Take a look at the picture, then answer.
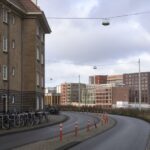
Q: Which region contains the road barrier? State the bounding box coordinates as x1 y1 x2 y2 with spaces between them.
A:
75 121 78 137
59 123 63 142
100 113 107 126
87 120 90 132
94 120 97 128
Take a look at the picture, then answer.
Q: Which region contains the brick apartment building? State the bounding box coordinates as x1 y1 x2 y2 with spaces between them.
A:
89 75 107 84
123 72 150 104
112 87 129 105
0 0 51 112
60 83 86 105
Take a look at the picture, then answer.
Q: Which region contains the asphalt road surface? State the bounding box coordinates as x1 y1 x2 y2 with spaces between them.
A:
0 112 99 150
70 115 150 150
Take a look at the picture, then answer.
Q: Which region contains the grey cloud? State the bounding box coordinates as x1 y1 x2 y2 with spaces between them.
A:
39 0 150 86
45 20 150 65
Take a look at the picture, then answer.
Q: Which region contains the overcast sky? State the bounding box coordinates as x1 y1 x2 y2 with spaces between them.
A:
38 0 150 87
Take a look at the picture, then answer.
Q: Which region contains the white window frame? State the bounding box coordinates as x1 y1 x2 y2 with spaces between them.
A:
36 96 40 110
3 9 8 23
12 96 15 104
36 73 40 86
12 15 15 24
12 67 15 76
37 47 40 61
12 40 15 49
3 65 8 80
41 76 44 88
36 26 40 36
3 36 8 52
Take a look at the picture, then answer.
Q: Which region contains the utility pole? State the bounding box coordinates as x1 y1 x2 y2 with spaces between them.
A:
93 66 97 104
78 75 81 106
138 59 141 111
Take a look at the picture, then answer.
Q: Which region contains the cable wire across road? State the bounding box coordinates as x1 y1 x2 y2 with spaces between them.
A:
47 10 150 20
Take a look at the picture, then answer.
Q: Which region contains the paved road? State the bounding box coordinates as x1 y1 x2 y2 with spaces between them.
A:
0 112 99 150
71 115 150 150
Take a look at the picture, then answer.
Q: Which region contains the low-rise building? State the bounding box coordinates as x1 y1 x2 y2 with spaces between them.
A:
112 87 129 108
60 83 86 105
81 84 129 108
45 87 60 106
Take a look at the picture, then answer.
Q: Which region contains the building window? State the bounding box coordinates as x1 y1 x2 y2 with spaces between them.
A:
2 94 8 112
12 96 15 104
3 9 8 23
36 73 40 86
41 76 44 87
2 65 8 80
36 26 40 36
41 53 44 64
3 36 8 52
12 40 15 49
12 67 15 76
41 97 44 109
36 96 40 110
37 47 40 61
12 15 15 24
41 33 44 42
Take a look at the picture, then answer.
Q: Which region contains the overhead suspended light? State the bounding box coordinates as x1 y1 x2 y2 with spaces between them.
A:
93 66 97 69
102 18 110 26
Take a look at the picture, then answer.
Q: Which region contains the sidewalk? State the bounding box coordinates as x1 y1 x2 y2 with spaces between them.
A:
0 114 68 136
13 114 116 150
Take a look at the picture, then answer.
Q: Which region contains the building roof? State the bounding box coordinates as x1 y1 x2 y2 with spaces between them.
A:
8 0 25 10
6 0 51 33
19 0 42 12
8 0 41 12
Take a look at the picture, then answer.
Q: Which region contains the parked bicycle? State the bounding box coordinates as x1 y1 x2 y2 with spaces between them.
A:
0 111 50 130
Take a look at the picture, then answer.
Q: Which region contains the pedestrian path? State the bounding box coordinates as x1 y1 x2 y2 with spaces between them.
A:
0 114 68 136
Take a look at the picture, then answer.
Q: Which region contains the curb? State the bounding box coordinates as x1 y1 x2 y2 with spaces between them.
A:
0 114 69 137
145 133 150 150
55 141 81 150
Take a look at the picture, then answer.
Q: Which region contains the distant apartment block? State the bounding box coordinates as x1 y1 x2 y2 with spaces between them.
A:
82 84 129 108
60 83 86 105
0 0 51 112
123 72 150 104
112 87 129 106
89 75 107 84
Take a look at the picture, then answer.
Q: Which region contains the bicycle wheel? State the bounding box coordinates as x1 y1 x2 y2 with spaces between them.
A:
3 117 10 130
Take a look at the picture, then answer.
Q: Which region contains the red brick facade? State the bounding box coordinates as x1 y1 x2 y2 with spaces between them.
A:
89 75 107 84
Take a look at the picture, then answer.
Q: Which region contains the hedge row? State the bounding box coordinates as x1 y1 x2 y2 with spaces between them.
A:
58 105 150 123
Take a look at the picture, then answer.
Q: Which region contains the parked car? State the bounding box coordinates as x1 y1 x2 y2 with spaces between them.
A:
48 106 59 115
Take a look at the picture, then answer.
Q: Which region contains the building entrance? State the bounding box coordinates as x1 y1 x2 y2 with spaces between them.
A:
2 95 8 113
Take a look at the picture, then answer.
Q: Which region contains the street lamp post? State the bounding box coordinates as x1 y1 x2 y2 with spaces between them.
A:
138 59 141 111
78 75 81 107
93 66 97 105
